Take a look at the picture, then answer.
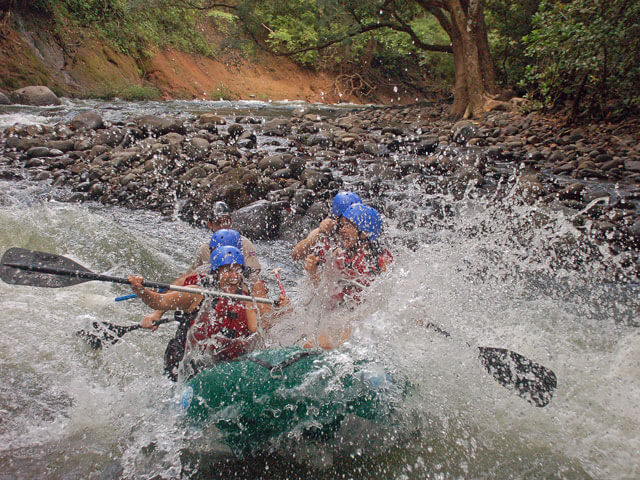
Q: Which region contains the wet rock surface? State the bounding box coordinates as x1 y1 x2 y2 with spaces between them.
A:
1 102 639 278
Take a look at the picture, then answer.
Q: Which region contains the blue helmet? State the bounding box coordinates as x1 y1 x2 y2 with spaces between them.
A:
332 191 362 217
209 229 242 251
209 246 245 272
342 203 382 241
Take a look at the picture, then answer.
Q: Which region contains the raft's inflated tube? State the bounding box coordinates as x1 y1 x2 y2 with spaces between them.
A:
181 347 406 452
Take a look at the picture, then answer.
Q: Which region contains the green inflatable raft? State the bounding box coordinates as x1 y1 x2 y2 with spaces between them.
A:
180 346 406 452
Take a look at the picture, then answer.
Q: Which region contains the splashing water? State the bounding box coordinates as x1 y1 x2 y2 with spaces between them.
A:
1 161 639 478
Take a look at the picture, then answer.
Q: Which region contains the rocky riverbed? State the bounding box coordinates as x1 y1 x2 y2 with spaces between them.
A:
1 100 639 280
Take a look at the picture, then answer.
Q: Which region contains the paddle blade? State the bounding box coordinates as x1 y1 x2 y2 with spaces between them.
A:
76 321 141 349
76 318 174 349
1 248 91 288
478 347 557 407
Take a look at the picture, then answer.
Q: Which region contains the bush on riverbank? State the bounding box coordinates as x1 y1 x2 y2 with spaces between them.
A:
521 0 640 121
92 85 162 101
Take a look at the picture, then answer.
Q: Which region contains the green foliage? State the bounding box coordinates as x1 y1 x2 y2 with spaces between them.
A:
40 0 214 59
522 0 640 118
89 84 162 100
485 0 540 87
238 0 453 88
116 85 162 100
209 83 236 100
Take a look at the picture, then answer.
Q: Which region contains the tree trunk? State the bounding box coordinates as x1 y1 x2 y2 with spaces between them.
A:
474 2 497 93
431 0 498 119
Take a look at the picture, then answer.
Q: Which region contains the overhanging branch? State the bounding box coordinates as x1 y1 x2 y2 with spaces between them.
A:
175 1 237 11
271 22 452 56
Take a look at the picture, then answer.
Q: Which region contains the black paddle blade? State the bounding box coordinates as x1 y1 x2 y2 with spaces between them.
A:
478 347 557 407
76 318 174 349
1 247 91 288
76 321 142 349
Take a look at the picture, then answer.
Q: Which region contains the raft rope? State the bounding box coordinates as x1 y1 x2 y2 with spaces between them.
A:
245 349 322 378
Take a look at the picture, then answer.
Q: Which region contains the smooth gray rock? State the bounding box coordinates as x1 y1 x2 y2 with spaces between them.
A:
9 86 61 106
70 111 104 131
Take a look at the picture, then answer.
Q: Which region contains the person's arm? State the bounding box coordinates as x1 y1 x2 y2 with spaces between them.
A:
129 276 202 312
304 326 352 350
243 287 290 331
304 254 321 286
291 218 334 261
241 237 262 282
141 244 208 329
292 227 320 261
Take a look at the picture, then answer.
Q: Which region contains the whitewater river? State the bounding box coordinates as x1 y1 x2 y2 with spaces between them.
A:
0 100 639 479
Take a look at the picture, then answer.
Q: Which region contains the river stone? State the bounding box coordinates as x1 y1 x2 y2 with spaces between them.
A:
0 92 10 105
601 158 625 170
26 147 53 158
261 118 290 136
7 137 40 151
70 111 104 131
32 171 51 181
307 133 332 147
74 138 92 151
0 168 23 180
558 182 584 200
415 136 439 154
292 188 315 210
75 181 91 192
336 115 363 130
258 155 285 171
159 132 184 145
45 139 75 152
515 173 544 203
136 115 184 135
9 86 61 106
231 200 281 239
300 168 332 189
119 173 136 186
111 151 138 168
200 114 226 125
184 137 210 160
89 145 110 159
236 132 257 149
94 129 123 147
549 151 565 163
452 121 478 145
624 160 640 172
227 124 245 138
288 157 306 178
181 165 207 182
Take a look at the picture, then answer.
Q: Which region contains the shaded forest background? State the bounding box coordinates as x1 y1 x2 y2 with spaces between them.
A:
0 0 638 121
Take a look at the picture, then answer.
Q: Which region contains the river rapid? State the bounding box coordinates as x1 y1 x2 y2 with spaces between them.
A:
0 100 639 479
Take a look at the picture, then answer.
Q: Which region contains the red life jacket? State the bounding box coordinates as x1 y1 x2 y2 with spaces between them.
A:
330 246 393 307
183 272 207 286
185 278 253 361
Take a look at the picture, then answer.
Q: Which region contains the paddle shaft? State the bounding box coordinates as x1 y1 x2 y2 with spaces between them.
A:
4 262 275 305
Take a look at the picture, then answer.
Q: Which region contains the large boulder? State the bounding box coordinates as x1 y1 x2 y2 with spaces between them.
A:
9 86 61 106
231 200 281 239
0 92 10 105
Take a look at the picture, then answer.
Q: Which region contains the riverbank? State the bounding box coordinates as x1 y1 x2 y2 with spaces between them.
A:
0 15 417 104
1 99 639 282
